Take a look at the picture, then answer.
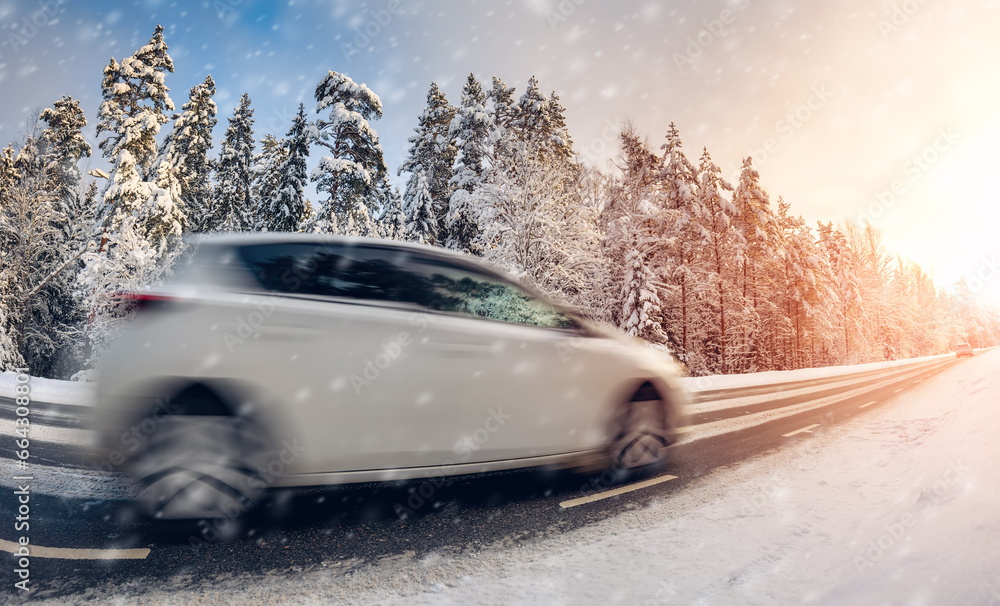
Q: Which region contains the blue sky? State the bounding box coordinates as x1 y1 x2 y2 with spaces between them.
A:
2 0 999 304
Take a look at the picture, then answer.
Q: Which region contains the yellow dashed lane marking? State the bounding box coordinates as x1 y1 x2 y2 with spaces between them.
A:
560 474 678 508
0 539 149 560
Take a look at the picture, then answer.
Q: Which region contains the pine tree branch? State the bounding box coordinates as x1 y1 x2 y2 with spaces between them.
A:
20 244 89 303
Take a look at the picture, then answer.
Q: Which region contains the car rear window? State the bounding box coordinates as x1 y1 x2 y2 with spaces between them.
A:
238 242 424 303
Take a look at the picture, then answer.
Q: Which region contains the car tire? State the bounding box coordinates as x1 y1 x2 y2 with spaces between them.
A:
124 410 275 520
607 387 674 472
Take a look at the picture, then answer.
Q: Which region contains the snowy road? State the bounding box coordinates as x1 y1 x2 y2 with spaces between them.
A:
1 352 993 604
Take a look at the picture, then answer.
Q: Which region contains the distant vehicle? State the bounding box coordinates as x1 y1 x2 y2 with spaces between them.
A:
93 233 687 519
955 343 974 358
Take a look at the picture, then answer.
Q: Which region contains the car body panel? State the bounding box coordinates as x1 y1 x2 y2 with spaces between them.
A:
92 233 686 491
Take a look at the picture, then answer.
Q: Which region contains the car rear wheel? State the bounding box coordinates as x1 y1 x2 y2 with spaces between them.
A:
124 412 274 520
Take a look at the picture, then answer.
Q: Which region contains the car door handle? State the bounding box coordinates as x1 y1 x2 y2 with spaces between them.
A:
424 342 498 355
257 325 323 338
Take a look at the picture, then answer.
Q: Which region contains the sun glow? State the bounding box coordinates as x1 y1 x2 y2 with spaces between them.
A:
879 123 1000 308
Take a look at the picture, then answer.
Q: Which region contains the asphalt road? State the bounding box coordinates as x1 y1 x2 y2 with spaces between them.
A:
0 356 965 602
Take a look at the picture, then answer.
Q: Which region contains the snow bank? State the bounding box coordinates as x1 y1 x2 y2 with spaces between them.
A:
0 371 96 406
678 351 957 392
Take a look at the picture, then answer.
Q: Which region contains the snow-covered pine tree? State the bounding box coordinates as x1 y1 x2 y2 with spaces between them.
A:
372 178 405 239
817 221 863 363
213 92 256 231
601 123 662 329
847 221 899 361
403 171 435 244
488 76 516 131
0 146 17 371
776 202 835 370
80 25 184 371
0 142 32 371
0 303 18 372
659 122 699 212
471 137 600 305
93 24 183 246
696 147 739 373
446 73 492 253
545 91 575 163
307 70 388 236
511 76 550 145
398 82 456 246
621 245 668 344
0 130 78 376
250 133 288 231
263 103 309 232
39 96 91 207
656 122 703 365
39 97 95 261
22 98 95 376
0 147 17 369
96 25 174 182
156 75 217 232
77 210 186 371
732 156 781 371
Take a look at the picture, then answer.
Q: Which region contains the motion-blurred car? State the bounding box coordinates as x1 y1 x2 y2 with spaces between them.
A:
955 343 974 358
93 234 687 519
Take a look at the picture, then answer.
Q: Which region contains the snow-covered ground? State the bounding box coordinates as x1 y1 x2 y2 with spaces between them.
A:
53 348 995 605
0 371 95 406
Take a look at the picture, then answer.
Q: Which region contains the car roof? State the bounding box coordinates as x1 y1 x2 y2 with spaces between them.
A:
188 232 479 266
183 232 538 297
179 231 588 316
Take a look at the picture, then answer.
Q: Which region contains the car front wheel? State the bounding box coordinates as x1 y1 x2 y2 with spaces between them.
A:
608 385 674 471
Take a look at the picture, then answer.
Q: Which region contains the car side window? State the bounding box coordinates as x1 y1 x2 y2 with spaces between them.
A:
237 242 577 329
238 243 419 303
405 256 579 330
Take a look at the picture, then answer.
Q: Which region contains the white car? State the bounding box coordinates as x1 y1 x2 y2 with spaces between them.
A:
93 233 687 519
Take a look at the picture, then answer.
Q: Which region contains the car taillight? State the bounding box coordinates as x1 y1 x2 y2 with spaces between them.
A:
108 292 177 315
